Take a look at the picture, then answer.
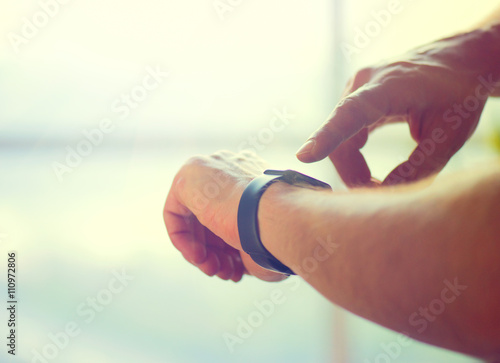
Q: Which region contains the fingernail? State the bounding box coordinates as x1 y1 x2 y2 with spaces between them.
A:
296 139 315 156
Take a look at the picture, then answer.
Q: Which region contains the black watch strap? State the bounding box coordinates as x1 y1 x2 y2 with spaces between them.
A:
237 169 331 275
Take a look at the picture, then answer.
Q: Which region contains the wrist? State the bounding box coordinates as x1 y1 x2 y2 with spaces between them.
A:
256 182 318 270
238 169 332 274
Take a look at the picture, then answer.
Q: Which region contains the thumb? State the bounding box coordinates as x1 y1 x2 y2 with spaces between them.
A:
382 142 452 185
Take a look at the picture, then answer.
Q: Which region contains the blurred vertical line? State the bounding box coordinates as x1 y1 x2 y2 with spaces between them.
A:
332 0 348 103
332 306 349 363
331 0 350 362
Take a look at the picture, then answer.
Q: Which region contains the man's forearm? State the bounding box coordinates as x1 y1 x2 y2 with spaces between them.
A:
258 164 500 359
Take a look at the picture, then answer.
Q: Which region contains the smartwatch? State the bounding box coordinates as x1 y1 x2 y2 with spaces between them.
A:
237 169 331 275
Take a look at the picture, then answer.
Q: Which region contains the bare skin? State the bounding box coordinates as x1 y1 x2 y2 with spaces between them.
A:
163 151 500 360
296 22 500 186
163 8 500 363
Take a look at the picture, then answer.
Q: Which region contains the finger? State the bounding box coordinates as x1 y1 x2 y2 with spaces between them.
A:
230 252 245 282
179 215 221 277
200 228 235 280
296 84 392 163
164 193 208 265
328 129 372 187
341 67 374 98
197 250 221 277
216 251 234 280
383 141 452 185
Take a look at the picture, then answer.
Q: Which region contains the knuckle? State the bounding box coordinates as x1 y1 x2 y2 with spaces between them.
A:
353 66 374 83
212 150 234 160
238 149 258 159
184 154 209 167
335 95 370 121
345 67 374 93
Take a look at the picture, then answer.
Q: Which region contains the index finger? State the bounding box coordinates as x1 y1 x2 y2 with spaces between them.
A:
297 83 393 163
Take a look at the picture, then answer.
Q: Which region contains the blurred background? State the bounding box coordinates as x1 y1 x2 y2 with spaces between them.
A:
1 0 499 362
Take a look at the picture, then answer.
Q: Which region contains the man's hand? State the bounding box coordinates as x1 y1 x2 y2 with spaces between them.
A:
296 26 500 186
163 150 287 282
